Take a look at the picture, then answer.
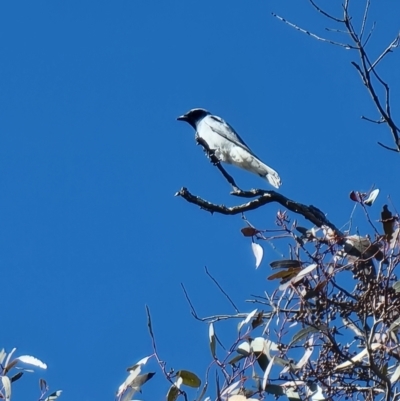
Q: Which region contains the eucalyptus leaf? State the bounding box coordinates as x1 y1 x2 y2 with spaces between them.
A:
177 370 201 388
167 385 180 401
290 327 319 345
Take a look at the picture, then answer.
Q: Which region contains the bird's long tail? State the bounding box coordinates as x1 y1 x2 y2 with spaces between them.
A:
258 161 281 189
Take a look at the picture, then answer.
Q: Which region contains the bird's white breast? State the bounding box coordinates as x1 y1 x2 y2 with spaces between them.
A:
196 118 237 164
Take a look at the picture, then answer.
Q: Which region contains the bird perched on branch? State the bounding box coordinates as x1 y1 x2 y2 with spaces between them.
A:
177 108 282 189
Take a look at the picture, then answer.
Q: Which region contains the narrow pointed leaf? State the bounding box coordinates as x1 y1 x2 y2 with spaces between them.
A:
291 264 317 284
126 355 151 371
4 348 16 370
295 335 314 368
251 337 269 371
4 359 18 374
270 260 302 269
10 371 24 383
268 268 301 281
195 382 208 401
391 364 400 383
334 343 381 370
364 189 379 206
262 356 275 390
167 385 180 401
251 311 264 329
119 354 153 396
17 355 47 369
252 242 263 268
221 381 241 398
238 309 258 331
228 354 245 365
39 378 47 392
389 317 400 333
1 376 11 401
381 205 395 241
209 323 216 357
290 327 319 345
0 349 6 365
44 390 62 401
390 227 400 250
131 372 156 389
393 281 400 293
120 387 136 401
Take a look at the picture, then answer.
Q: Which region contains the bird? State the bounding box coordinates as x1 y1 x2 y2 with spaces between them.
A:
177 108 281 188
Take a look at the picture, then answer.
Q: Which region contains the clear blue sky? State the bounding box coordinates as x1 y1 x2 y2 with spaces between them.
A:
1 1 399 399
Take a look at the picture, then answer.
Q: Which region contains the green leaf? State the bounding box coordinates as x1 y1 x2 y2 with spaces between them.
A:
286 388 301 400
270 260 302 269
241 227 259 237
254 352 269 372
227 354 245 365
389 317 400 333
251 311 264 329
177 370 201 388
264 384 284 396
167 385 180 401
44 391 62 401
131 372 156 388
291 326 319 345
267 268 301 281
10 372 23 383
194 382 208 401
391 364 400 383
39 378 47 392
381 205 395 241
393 281 400 292
209 323 216 358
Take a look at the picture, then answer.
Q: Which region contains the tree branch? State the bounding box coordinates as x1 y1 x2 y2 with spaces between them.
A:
272 0 400 153
175 187 342 234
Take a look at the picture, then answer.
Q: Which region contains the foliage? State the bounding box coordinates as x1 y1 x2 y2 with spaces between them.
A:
143 1 400 401
0 348 61 401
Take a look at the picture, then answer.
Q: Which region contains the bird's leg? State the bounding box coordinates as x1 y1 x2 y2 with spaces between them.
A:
195 135 242 194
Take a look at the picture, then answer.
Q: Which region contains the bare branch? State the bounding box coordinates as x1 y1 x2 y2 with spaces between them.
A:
273 2 400 153
271 13 352 48
368 34 400 72
360 0 371 41
377 141 399 152
361 115 384 124
175 187 342 234
308 0 344 23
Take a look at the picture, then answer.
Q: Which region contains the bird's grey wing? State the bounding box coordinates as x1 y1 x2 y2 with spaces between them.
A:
205 115 256 156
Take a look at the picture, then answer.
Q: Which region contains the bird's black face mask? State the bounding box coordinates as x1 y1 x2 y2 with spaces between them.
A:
177 108 209 129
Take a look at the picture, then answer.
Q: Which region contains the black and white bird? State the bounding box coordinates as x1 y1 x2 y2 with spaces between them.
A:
177 108 281 188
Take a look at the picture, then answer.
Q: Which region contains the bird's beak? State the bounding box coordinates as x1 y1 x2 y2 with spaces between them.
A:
177 114 188 121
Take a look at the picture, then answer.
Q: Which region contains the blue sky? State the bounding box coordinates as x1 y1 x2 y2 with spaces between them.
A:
1 1 400 399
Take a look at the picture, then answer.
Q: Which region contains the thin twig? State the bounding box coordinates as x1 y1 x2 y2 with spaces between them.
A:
361 115 384 124
271 13 352 48
205 266 240 313
308 0 344 23
368 34 400 72
181 283 199 319
360 0 371 41
377 142 399 152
